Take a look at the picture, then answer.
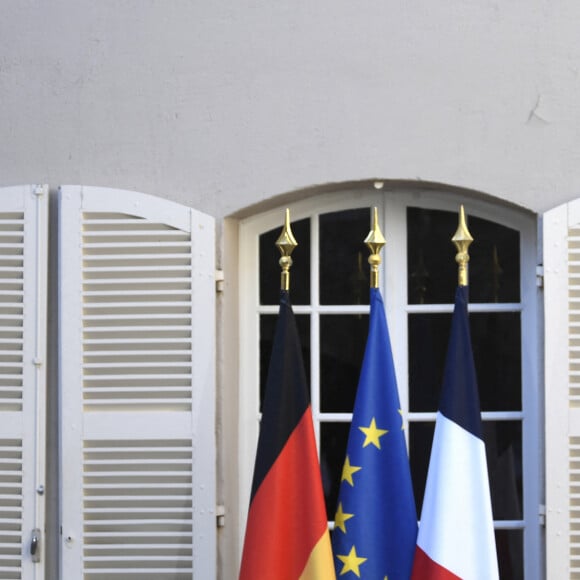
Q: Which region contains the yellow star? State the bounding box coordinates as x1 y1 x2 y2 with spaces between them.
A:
341 456 362 486
337 545 367 577
359 417 388 449
334 502 354 534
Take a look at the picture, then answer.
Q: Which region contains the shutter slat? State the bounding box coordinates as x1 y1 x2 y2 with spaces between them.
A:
83 266 192 273
83 315 191 322
84 351 190 357
85 324 193 335
84 278 192 285
82 241 191 249
83 374 193 381
84 290 190 297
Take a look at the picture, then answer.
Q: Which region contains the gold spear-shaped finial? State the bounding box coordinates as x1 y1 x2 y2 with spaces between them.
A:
364 207 386 288
276 208 298 291
452 205 474 287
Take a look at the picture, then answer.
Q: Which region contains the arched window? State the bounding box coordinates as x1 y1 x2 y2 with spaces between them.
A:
239 186 541 579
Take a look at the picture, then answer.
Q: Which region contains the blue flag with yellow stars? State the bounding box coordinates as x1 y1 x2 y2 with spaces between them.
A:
332 288 418 579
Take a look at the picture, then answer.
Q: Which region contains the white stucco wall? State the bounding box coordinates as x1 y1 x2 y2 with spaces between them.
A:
4 4 572 578
2 1 580 217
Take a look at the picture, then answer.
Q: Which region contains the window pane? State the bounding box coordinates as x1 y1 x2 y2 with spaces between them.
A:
259 218 310 305
496 529 523 580
473 313 521 412
320 422 350 519
259 314 310 412
409 420 522 520
320 314 368 413
407 208 520 304
319 209 370 305
409 421 433 516
409 313 521 412
486 421 523 521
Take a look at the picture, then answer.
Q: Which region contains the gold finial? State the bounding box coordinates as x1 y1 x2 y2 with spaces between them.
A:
276 208 298 291
452 205 474 287
364 207 386 288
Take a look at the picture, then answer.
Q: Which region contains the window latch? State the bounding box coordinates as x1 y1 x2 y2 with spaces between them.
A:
30 528 41 563
536 265 544 288
539 504 546 527
215 270 225 293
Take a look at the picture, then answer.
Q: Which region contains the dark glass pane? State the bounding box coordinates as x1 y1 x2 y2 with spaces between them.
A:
409 421 434 516
409 312 521 412
473 313 521 412
407 207 520 304
486 421 523 521
410 420 522 520
259 218 310 305
319 209 370 305
496 529 523 580
408 315 449 413
320 421 350 519
320 314 368 413
259 314 310 412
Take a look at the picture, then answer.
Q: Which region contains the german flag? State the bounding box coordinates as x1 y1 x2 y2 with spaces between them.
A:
239 290 335 580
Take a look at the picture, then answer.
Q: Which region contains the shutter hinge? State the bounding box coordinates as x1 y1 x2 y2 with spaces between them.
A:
536 265 544 288
216 504 225 528
215 270 225 293
33 185 46 197
539 503 546 527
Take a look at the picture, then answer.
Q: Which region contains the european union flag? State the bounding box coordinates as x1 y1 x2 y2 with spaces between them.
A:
332 288 417 579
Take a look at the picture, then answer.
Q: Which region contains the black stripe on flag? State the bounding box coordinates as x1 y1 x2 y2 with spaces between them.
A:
249 290 310 501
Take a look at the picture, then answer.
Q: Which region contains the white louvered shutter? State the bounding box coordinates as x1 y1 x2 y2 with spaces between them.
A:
0 186 47 580
544 199 580 579
59 186 215 579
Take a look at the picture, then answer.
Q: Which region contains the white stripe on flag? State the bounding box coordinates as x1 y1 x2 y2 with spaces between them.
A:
417 412 498 580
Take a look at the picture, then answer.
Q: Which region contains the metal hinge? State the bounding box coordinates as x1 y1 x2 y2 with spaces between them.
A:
539 503 546 527
215 270 225 293
536 265 544 288
216 504 225 528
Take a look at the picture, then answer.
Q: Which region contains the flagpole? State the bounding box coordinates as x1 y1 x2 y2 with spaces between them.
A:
410 206 500 579
452 204 474 287
240 208 336 579
364 207 386 288
276 208 298 291
332 205 418 579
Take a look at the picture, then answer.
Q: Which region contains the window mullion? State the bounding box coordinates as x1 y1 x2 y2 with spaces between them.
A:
310 214 321 448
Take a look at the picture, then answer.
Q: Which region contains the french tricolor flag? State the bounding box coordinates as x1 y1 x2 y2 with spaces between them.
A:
411 286 499 580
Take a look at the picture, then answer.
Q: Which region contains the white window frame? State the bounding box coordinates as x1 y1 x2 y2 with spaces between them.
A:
238 187 542 578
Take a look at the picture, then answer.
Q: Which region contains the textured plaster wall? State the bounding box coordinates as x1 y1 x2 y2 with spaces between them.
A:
1 1 580 217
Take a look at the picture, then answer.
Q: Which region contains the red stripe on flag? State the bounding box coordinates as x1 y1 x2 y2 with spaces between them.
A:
239 407 330 580
411 546 462 580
